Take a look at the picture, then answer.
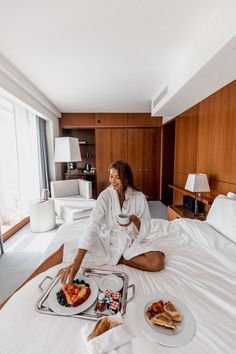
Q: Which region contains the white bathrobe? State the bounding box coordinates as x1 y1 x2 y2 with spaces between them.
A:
63 186 161 267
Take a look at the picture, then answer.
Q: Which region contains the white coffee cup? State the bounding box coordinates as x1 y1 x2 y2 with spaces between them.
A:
118 213 129 225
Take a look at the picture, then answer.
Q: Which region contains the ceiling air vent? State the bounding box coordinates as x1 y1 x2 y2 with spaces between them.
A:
153 86 168 109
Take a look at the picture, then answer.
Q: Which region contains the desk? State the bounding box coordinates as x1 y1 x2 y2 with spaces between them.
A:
169 184 213 205
167 205 207 221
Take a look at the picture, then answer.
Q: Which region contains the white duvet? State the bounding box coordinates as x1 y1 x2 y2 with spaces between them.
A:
0 218 236 354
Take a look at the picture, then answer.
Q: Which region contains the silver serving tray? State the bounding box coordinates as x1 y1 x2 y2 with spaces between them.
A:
35 267 135 321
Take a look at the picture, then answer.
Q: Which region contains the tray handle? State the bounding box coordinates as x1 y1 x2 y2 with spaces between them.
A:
126 283 135 303
38 276 53 293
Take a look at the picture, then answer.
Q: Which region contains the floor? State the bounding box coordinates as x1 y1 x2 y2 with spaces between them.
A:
0 201 167 304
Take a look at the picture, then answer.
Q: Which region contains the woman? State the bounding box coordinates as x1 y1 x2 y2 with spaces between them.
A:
1 160 164 308
61 160 165 284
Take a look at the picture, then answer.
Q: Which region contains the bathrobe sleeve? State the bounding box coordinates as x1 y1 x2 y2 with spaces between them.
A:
131 191 151 243
78 190 108 251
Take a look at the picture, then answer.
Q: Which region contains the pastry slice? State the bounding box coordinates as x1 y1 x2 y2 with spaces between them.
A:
151 313 176 330
164 301 182 322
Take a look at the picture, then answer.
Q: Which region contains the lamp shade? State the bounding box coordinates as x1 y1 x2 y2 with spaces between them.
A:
185 173 210 193
54 137 81 162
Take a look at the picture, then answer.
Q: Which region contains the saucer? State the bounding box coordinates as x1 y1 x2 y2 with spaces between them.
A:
98 274 123 292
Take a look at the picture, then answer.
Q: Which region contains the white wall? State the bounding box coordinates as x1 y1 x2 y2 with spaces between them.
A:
152 1 236 117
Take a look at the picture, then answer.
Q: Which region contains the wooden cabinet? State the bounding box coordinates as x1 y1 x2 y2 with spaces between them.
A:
95 128 127 195
127 128 143 190
62 128 96 170
96 127 160 199
59 114 162 200
61 128 97 197
127 128 160 200
143 128 160 200
127 113 162 127
95 113 127 127
60 113 95 128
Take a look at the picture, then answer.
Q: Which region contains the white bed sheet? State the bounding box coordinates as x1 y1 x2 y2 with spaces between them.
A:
0 219 236 354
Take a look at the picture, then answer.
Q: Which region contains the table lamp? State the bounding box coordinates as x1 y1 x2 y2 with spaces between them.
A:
54 137 82 178
184 173 210 215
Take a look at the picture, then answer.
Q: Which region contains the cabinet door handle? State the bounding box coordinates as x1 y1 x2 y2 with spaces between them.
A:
138 168 142 172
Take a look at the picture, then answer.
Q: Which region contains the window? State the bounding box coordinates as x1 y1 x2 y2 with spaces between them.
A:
0 95 40 233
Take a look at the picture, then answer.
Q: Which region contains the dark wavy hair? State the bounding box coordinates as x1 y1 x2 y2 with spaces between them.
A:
109 160 139 191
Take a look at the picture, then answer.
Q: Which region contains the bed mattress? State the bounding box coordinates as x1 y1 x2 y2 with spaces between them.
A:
0 218 235 354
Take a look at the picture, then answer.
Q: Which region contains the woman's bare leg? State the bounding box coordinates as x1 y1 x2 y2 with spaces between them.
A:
0 245 64 310
118 251 165 272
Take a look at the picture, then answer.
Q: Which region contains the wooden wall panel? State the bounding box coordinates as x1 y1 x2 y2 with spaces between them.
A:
127 129 144 191
111 128 128 162
95 113 127 127
60 113 95 128
197 81 236 185
143 128 161 200
173 80 236 203
127 113 162 127
174 104 199 205
174 172 188 205
174 105 199 176
95 129 111 195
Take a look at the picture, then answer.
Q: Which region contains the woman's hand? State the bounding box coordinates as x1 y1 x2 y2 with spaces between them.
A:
118 215 141 230
60 261 80 284
128 215 141 231
60 248 87 284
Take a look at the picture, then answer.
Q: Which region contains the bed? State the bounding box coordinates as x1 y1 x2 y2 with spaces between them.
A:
0 194 236 354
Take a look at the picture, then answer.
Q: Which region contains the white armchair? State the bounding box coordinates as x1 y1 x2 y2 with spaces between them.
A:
50 179 96 222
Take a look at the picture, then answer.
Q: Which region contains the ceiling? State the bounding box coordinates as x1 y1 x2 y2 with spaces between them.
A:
0 0 236 118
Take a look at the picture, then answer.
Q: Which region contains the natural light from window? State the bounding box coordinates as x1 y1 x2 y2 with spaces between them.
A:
0 95 40 233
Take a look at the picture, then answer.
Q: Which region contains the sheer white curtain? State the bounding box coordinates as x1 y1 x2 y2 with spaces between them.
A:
0 98 18 223
0 96 40 229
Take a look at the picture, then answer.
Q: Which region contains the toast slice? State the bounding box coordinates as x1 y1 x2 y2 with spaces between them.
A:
164 301 182 322
151 313 176 330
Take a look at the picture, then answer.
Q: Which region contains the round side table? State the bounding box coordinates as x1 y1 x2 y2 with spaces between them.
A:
30 199 55 232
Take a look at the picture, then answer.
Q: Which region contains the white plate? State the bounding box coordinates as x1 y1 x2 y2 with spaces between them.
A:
136 292 196 347
47 274 98 316
98 274 123 292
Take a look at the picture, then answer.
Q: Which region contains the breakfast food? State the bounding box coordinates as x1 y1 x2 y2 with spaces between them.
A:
146 299 182 330
164 301 182 322
146 299 164 320
151 313 176 330
87 317 120 340
56 279 91 307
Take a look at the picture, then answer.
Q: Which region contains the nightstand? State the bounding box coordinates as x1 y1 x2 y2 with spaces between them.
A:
167 205 207 221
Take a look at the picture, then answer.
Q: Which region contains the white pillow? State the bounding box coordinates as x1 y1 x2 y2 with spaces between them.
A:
206 194 236 243
227 192 236 200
